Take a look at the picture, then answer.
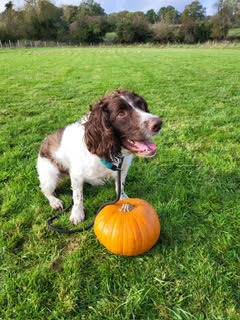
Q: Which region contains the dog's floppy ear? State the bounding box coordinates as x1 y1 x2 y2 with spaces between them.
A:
84 98 120 161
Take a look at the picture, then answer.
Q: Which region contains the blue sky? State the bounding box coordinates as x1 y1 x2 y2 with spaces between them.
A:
0 0 217 15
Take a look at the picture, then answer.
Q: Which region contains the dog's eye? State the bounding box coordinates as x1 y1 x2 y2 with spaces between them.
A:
117 110 127 118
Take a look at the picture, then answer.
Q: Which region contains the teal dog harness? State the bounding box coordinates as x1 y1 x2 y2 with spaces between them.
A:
100 158 122 171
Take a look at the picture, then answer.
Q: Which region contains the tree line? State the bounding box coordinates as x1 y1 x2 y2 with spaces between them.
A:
0 0 239 45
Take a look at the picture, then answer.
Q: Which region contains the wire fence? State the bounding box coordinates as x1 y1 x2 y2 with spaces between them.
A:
0 39 239 49
0 39 98 48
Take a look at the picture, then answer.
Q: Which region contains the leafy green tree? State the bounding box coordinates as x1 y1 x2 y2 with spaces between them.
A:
62 5 78 24
152 23 178 43
106 13 117 32
0 0 216 44
157 7 167 20
145 9 158 24
232 0 240 26
210 0 237 39
0 2 25 41
107 11 130 30
116 12 153 43
66 0 108 43
181 1 206 22
210 14 227 39
5 1 13 11
78 0 105 16
24 0 64 40
217 0 240 26
179 1 208 43
157 6 180 24
69 14 108 43
179 20 211 43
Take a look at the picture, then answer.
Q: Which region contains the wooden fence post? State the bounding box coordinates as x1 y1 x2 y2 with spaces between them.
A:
0 40 2 49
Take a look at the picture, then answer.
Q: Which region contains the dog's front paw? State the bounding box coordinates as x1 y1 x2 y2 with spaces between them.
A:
70 206 85 225
49 197 64 211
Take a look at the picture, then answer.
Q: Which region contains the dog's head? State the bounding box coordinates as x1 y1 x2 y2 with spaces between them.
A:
84 89 162 161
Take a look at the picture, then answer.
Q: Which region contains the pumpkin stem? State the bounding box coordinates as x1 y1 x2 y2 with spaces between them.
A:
120 203 135 213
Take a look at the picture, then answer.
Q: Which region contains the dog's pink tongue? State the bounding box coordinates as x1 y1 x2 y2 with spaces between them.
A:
134 140 156 152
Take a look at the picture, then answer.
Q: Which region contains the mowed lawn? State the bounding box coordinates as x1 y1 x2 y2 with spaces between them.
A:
0 46 240 320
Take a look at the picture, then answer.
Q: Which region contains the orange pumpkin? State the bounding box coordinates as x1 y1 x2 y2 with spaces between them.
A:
94 198 160 256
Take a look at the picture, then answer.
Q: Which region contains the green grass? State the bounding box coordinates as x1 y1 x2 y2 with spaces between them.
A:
0 46 240 320
227 28 240 40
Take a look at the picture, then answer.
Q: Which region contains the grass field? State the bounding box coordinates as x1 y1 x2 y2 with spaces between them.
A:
0 46 240 320
228 28 240 39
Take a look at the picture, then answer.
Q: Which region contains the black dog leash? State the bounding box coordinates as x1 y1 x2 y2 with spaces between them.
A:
46 158 124 234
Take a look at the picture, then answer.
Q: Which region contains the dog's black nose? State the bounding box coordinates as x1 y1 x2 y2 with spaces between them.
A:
149 118 162 133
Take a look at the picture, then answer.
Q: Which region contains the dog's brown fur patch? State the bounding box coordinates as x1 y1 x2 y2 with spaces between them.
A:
39 128 69 174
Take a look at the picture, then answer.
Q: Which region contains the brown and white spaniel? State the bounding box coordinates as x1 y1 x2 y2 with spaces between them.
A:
37 89 162 224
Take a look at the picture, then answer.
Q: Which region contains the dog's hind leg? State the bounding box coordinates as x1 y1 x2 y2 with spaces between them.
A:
37 156 64 210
